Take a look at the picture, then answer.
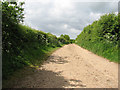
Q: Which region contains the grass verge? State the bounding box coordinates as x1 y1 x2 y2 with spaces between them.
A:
76 41 118 63
2 45 63 88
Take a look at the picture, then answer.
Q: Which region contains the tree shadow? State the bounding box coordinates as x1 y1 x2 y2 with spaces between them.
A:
45 55 69 64
3 53 87 88
2 66 86 88
18 69 70 88
69 79 82 82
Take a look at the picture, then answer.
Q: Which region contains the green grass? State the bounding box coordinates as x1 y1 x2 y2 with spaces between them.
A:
2 24 66 80
22 43 61 66
2 43 65 88
76 40 118 63
3 42 62 80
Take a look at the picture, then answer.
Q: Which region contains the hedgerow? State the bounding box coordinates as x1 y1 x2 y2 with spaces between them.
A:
2 1 73 79
76 13 119 63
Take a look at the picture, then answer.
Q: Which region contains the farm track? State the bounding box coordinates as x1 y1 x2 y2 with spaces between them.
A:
8 44 118 88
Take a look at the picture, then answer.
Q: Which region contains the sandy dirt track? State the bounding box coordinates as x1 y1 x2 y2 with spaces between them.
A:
14 44 118 88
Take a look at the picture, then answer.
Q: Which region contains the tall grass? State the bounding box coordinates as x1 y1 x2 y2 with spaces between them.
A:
77 40 118 62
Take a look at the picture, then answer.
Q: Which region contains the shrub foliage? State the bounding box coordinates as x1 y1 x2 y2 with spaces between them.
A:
2 1 73 79
76 13 119 63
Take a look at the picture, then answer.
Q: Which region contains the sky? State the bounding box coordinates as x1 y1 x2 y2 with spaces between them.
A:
23 0 119 39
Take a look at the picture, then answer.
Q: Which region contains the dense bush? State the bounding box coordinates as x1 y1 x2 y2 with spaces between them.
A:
58 34 71 44
2 1 71 79
70 39 75 43
76 13 119 63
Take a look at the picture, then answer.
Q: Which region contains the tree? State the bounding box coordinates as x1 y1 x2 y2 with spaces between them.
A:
64 35 70 41
58 34 70 44
2 1 24 53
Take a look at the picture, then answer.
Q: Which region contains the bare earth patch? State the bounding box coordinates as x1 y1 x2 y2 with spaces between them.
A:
5 44 118 88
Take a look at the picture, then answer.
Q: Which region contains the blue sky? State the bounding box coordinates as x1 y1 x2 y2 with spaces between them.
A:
23 0 119 39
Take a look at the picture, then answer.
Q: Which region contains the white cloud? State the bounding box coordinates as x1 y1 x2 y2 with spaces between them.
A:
24 1 118 39
90 12 103 20
24 0 119 2
63 24 68 29
49 0 74 18
70 28 81 33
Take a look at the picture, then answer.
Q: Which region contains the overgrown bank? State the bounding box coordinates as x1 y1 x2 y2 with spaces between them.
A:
76 13 119 63
2 25 63 79
2 2 73 79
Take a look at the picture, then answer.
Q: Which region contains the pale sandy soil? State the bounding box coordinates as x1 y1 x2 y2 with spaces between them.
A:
7 44 118 88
